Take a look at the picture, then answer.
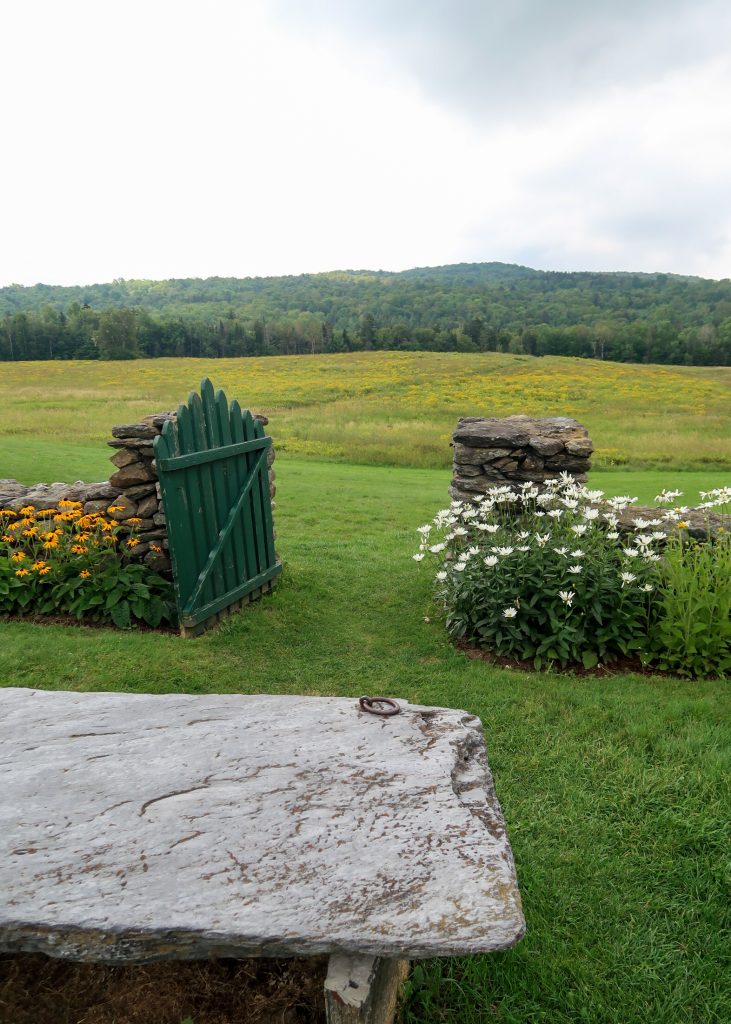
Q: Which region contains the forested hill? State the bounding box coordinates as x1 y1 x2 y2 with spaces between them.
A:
1 262 730 364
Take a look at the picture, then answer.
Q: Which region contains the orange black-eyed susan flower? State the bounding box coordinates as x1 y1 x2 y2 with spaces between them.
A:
11 551 26 562
79 569 91 579
15 568 30 577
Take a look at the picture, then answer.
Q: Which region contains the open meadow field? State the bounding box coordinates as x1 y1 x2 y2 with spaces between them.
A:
1 352 730 480
1 355 729 1024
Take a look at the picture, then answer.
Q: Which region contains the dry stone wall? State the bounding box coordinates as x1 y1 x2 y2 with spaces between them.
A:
105 412 176 575
0 411 276 579
450 415 594 502
449 415 729 539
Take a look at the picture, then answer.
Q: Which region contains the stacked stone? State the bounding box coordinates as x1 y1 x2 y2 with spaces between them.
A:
0 479 122 515
106 413 176 575
249 413 278 507
450 415 593 502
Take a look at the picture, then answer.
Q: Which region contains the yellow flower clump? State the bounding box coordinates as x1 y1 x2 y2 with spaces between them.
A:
1 501 143 586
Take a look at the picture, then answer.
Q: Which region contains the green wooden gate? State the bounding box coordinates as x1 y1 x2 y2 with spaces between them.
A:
154 379 281 636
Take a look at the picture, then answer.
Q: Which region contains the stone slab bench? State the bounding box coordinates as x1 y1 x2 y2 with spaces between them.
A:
0 689 525 1022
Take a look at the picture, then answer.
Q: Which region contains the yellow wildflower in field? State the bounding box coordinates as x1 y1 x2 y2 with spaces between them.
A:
11 551 26 562
1 534 14 543
0 509 18 517
107 505 125 513
19 505 36 515
70 544 88 554
126 537 140 547
31 561 46 571
150 544 162 553
15 568 29 577
1 351 729 471
23 528 39 538
79 569 91 579
58 499 82 508
126 517 143 524
36 509 56 517
38 566 51 575
101 520 114 531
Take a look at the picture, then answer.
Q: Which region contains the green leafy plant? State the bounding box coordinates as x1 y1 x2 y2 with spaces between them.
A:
645 494 731 677
0 499 176 628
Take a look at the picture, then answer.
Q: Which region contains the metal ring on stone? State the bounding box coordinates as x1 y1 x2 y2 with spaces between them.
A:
359 696 401 717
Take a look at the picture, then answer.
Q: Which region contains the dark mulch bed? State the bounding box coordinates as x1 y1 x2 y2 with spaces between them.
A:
0 953 327 1024
0 612 179 635
456 639 677 678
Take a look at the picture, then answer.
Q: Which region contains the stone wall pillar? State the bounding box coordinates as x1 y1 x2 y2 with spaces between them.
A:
450 415 593 502
105 413 175 575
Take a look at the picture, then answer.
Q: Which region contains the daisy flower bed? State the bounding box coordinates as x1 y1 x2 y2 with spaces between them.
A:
0 501 175 629
415 477 730 678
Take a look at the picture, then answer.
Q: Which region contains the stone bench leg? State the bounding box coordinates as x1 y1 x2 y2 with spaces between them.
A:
324 954 410 1024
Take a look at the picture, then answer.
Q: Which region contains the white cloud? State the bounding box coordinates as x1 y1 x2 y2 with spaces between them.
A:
275 0 731 123
0 0 729 285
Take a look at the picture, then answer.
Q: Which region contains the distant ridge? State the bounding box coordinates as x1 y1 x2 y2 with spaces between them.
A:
0 260 723 306
1 262 729 365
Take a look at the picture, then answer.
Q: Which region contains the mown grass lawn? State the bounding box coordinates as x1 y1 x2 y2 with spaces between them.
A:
1 459 729 1024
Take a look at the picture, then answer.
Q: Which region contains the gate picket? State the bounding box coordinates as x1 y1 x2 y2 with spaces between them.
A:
154 380 281 636
230 399 260 582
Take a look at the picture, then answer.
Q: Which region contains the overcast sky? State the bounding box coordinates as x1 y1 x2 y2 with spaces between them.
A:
2 0 730 286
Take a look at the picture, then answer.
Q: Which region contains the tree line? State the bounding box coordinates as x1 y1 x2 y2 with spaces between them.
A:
1 263 730 365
